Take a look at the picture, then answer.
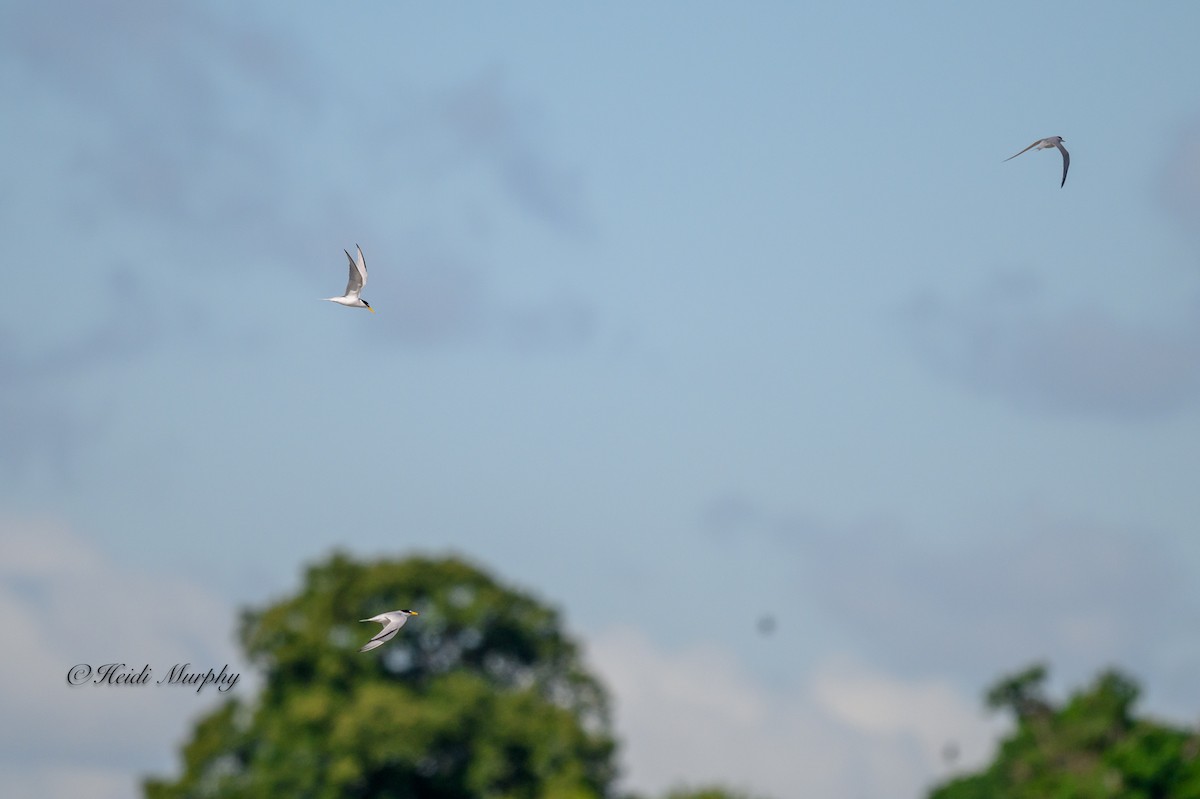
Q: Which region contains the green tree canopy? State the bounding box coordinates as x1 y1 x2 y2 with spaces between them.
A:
930 664 1200 799
145 552 617 799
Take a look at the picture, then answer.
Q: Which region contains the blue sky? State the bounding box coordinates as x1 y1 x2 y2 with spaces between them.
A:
3 1 1200 797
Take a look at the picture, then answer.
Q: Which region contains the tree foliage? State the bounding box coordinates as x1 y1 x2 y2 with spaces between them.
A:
930 664 1200 799
144 552 618 799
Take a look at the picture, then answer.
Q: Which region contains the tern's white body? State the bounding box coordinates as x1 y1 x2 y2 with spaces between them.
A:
326 244 373 311
359 609 418 652
1005 136 1070 187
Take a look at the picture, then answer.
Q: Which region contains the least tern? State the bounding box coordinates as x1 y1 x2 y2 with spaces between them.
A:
1005 136 1070 187
359 609 419 652
325 244 374 311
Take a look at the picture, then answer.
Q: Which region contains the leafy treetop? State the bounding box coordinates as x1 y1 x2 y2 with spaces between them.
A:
930 663 1200 799
145 551 616 799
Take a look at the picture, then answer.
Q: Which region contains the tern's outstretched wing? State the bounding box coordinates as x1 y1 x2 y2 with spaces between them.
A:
353 244 367 290
359 616 403 652
1055 142 1070 187
1004 139 1045 162
343 248 365 299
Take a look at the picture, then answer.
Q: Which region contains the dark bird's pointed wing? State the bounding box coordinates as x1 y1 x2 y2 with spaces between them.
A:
1056 141 1070 187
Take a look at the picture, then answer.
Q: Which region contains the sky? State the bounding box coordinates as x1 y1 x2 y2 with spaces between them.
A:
3 1 1200 797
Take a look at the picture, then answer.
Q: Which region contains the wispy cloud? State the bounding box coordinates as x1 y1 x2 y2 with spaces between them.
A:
2 1 595 352
1161 118 1200 236
899 271 1200 418
0 402 104 485
500 295 595 353
356 238 595 351
0 270 161 480
792 515 1192 676
1 0 320 248
437 69 590 236
0 271 153 385
701 494 1200 697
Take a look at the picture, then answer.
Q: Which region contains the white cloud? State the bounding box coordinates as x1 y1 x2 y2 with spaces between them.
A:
810 657 1000 770
0 518 247 799
586 625 997 799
